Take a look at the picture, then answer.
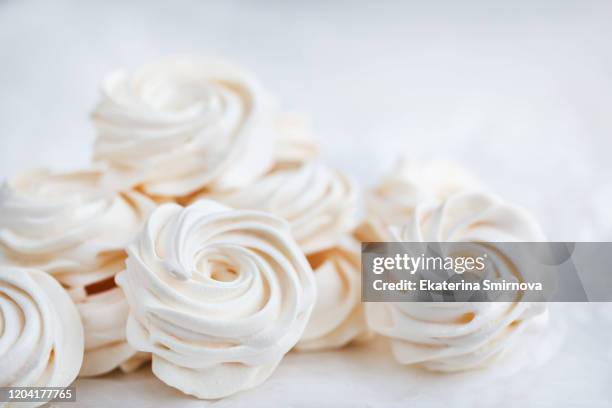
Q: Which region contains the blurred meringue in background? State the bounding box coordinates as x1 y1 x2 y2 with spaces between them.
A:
0 168 154 376
356 158 482 242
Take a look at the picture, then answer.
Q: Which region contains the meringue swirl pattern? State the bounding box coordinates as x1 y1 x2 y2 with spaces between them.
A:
366 192 549 372
274 113 319 164
296 237 371 351
70 257 150 376
198 162 358 254
0 168 154 376
357 159 481 242
92 58 279 197
0 169 153 280
0 267 83 406
116 200 316 399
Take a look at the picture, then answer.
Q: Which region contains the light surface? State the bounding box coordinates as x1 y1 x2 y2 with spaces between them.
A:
68 305 610 407
1 1 611 406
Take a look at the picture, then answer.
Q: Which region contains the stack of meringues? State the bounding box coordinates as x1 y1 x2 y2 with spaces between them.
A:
0 57 550 403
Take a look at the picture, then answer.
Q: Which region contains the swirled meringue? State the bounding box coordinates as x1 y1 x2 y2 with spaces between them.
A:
193 162 358 254
366 192 549 372
92 57 279 197
116 200 316 399
296 237 371 351
274 113 319 164
0 267 83 406
0 168 154 376
69 257 150 376
191 164 362 351
357 159 481 241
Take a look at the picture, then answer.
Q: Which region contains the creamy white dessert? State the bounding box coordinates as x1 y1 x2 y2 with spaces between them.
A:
70 258 150 376
0 168 154 376
0 267 83 407
92 57 280 198
357 159 481 241
274 112 319 164
296 236 371 351
192 162 370 350
366 192 549 372
196 161 358 255
116 200 316 399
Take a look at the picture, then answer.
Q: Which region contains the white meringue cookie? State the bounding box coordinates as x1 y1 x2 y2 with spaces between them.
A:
366 192 549 372
0 168 154 376
296 237 371 351
192 163 362 351
0 267 83 407
0 168 153 277
357 159 481 241
69 258 150 376
116 200 316 399
195 162 358 254
92 57 279 197
274 113 319 164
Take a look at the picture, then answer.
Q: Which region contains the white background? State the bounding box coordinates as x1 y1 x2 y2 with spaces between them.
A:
1 1 611 406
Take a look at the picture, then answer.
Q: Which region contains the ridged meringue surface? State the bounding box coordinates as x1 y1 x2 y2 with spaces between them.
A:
196 162 358 254
357 159 481 241
0 267 84 407
296 236 371 351
69 257 151 376
366 192 549 372
193 163 365 351
92 57 279 197
116 200 316 399
0 168 154 376
274 113 319 164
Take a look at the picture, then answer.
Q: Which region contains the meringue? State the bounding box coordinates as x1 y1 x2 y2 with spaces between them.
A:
0 267 83 407
0 168 154 376
296 237 371 351
92 57 279 197
357 159 481 241
366 192 549 372
116 200 316 399
70 257 150 376
274 113 319 164
195 162 358 254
